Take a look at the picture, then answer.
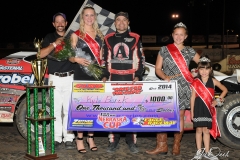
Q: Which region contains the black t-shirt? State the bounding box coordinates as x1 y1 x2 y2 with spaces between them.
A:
41 31 75 74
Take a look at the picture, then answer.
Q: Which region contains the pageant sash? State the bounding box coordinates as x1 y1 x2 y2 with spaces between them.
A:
166 44 221 139
75 30 101 65
166 44 194 83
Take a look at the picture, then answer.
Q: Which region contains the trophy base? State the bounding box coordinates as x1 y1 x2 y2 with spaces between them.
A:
24 153 58 160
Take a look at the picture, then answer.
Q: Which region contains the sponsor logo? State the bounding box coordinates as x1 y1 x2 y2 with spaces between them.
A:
124 38 134 42
7 58 20 65
0 74 34 84
97 115 130 129
132 117 177 126
74 84 104 89
72 119 94 127
0 65 23 70
73 83 105 93
112 86 143 95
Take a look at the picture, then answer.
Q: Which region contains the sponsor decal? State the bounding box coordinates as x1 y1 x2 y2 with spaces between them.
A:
0 88 9 91
0 112 12 118
0 94 15 103
6 58 20 65
0 65 23 70
0 73 34 84
0 106 12 112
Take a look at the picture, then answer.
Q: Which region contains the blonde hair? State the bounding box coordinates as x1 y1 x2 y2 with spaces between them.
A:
79 7 104 42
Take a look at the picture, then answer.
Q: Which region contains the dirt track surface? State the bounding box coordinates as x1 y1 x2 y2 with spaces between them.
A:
1 123 240 160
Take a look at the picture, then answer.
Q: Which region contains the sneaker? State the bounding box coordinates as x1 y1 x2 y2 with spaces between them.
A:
65 141 75 150
128 143 139 153
107 141 119 153
203 152 219 160
191 150 202 160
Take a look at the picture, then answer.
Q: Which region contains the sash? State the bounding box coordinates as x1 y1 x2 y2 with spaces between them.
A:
166 44 221 139
74 30 101 65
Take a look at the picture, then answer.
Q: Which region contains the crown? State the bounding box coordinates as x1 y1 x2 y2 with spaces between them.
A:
174 22 187 29
84 4 94 8
199 57 211 62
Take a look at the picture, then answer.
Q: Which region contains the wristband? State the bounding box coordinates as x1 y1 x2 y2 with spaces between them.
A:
215 97 225 106
52 42 57 48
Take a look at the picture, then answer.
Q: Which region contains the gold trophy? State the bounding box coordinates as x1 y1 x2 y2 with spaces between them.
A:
31 38 47 86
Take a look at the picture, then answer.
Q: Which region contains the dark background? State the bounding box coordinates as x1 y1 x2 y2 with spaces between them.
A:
0 0 239 44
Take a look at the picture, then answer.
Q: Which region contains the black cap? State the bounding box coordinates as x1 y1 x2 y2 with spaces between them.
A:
115 12 129 20
53 12 67 22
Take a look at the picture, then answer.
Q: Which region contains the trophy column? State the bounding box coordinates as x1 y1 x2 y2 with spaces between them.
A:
25 85 58 160
24 38 58 159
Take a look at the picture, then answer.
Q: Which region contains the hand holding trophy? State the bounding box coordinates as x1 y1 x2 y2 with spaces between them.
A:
31 38 47 86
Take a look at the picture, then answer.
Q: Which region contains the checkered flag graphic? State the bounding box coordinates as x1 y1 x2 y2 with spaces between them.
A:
65 0 116 39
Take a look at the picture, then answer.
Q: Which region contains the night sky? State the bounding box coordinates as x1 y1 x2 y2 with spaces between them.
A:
1 0 239 43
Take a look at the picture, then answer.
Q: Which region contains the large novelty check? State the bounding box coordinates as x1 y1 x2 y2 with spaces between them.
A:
67 81 180 132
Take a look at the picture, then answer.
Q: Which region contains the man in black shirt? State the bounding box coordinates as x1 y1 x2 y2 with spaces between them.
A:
40 12 75 150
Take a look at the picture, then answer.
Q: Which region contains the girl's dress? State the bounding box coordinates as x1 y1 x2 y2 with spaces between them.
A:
193 77 213 129
159 46 196 110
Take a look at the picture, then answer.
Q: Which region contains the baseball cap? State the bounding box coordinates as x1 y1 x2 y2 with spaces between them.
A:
53 12 67 22
115 12 129 20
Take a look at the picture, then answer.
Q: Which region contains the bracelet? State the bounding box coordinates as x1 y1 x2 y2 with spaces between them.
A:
215 97 225 106
52 42 57 48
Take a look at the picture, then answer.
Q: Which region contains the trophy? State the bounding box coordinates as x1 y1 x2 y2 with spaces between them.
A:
31 38 47 86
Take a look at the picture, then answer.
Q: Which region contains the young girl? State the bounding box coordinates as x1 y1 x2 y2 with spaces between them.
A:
146 22 200 156
191 56 228 160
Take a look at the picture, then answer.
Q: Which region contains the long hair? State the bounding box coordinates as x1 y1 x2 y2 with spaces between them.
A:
196 56 214 79
79 6 104 42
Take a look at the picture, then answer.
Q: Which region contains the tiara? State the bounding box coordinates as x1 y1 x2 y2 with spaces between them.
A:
199 57 211 62
174 22 187 29
84 4 94 8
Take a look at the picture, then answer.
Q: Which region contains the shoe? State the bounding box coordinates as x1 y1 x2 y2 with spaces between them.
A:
107 141 119 153
86 135 98 151
146 133 168 155
172 131 183 155
203 152 219 160
128 143 139 153
49 141 62 150
191 150 202 160
65 141 75 150
76 137 87 153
